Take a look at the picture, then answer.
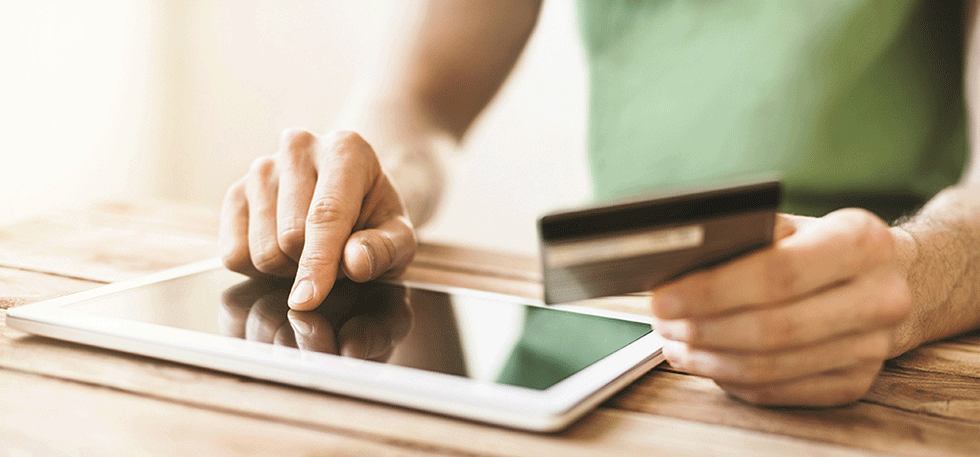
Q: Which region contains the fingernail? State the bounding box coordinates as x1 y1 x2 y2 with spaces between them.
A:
289 316 312 336
289 279 315 307
653 294 683 318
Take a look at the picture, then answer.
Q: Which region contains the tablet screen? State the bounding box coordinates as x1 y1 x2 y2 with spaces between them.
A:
65 269 652 390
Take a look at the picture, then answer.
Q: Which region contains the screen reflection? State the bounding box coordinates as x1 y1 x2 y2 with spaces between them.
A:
216 276 653 390
69 269 652 390
220 278 414 363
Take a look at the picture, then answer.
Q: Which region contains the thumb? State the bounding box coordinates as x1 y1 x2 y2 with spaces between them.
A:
342 216 416 282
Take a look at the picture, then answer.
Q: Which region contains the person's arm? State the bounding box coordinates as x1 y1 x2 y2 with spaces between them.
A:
219 0 542 310
648 3 980 407
889 0 980 354
337 0 543 226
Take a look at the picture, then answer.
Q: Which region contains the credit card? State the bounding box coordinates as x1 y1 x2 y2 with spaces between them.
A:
538 179 781 304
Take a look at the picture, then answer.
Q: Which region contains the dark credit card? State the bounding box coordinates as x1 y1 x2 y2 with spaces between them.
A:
538 179 781 304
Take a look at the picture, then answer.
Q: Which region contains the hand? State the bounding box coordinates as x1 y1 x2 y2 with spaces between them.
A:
219 129 417 310
219 278 412 361
650 209 913 407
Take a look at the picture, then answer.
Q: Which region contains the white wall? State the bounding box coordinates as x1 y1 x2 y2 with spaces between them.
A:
2 0 590 256
0 1 162 224
424 0 592 254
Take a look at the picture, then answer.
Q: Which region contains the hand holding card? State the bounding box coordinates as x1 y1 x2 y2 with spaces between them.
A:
538 178 781 304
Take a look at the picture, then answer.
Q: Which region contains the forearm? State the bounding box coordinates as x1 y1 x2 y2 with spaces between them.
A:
395 0 542 140
890 185 980 355
333 0 541 227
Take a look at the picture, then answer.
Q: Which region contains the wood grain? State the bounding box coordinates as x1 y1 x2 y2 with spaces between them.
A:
0 199 219 282
864 366 980 422
606 369 980 457
0 267 100 309
0 366 455 457
888 333 980 379
3 200 979 457
0 323 877 457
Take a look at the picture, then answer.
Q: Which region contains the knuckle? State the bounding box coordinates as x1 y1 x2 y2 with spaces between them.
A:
279 128 316 151
324 131 377 165
278 135 315 168
223 178 246 203
250 243 289 274
306 195 351 227
279 144 307 165
845 209 892 261
328 130 368 150
297 249 335 272
277 226 305 258
248 155 277 180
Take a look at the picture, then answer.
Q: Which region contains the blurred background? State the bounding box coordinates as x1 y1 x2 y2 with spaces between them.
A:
1 0 591 255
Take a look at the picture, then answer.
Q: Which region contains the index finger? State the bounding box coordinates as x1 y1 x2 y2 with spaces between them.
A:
651 209 893 319
288 132 381 310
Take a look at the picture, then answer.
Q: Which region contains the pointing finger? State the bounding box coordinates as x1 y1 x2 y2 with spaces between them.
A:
289 132 380 310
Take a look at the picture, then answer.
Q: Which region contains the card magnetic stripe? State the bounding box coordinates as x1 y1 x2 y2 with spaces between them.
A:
538 180 781 242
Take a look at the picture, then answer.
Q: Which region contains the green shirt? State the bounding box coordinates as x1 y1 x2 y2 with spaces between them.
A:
578 0 966 222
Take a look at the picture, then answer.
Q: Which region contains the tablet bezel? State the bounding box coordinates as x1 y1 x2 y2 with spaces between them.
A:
6 259 665 432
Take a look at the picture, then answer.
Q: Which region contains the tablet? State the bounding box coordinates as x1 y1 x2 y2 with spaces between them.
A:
6 259 664 432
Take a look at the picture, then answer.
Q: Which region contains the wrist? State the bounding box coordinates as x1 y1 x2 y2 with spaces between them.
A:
887 225 925 356
380 136 449 227
333 97 454 227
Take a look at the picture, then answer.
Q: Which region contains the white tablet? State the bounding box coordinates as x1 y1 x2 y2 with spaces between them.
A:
6 259 664 432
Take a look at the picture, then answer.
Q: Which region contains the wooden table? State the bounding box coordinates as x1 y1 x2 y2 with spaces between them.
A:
0 201 977 456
